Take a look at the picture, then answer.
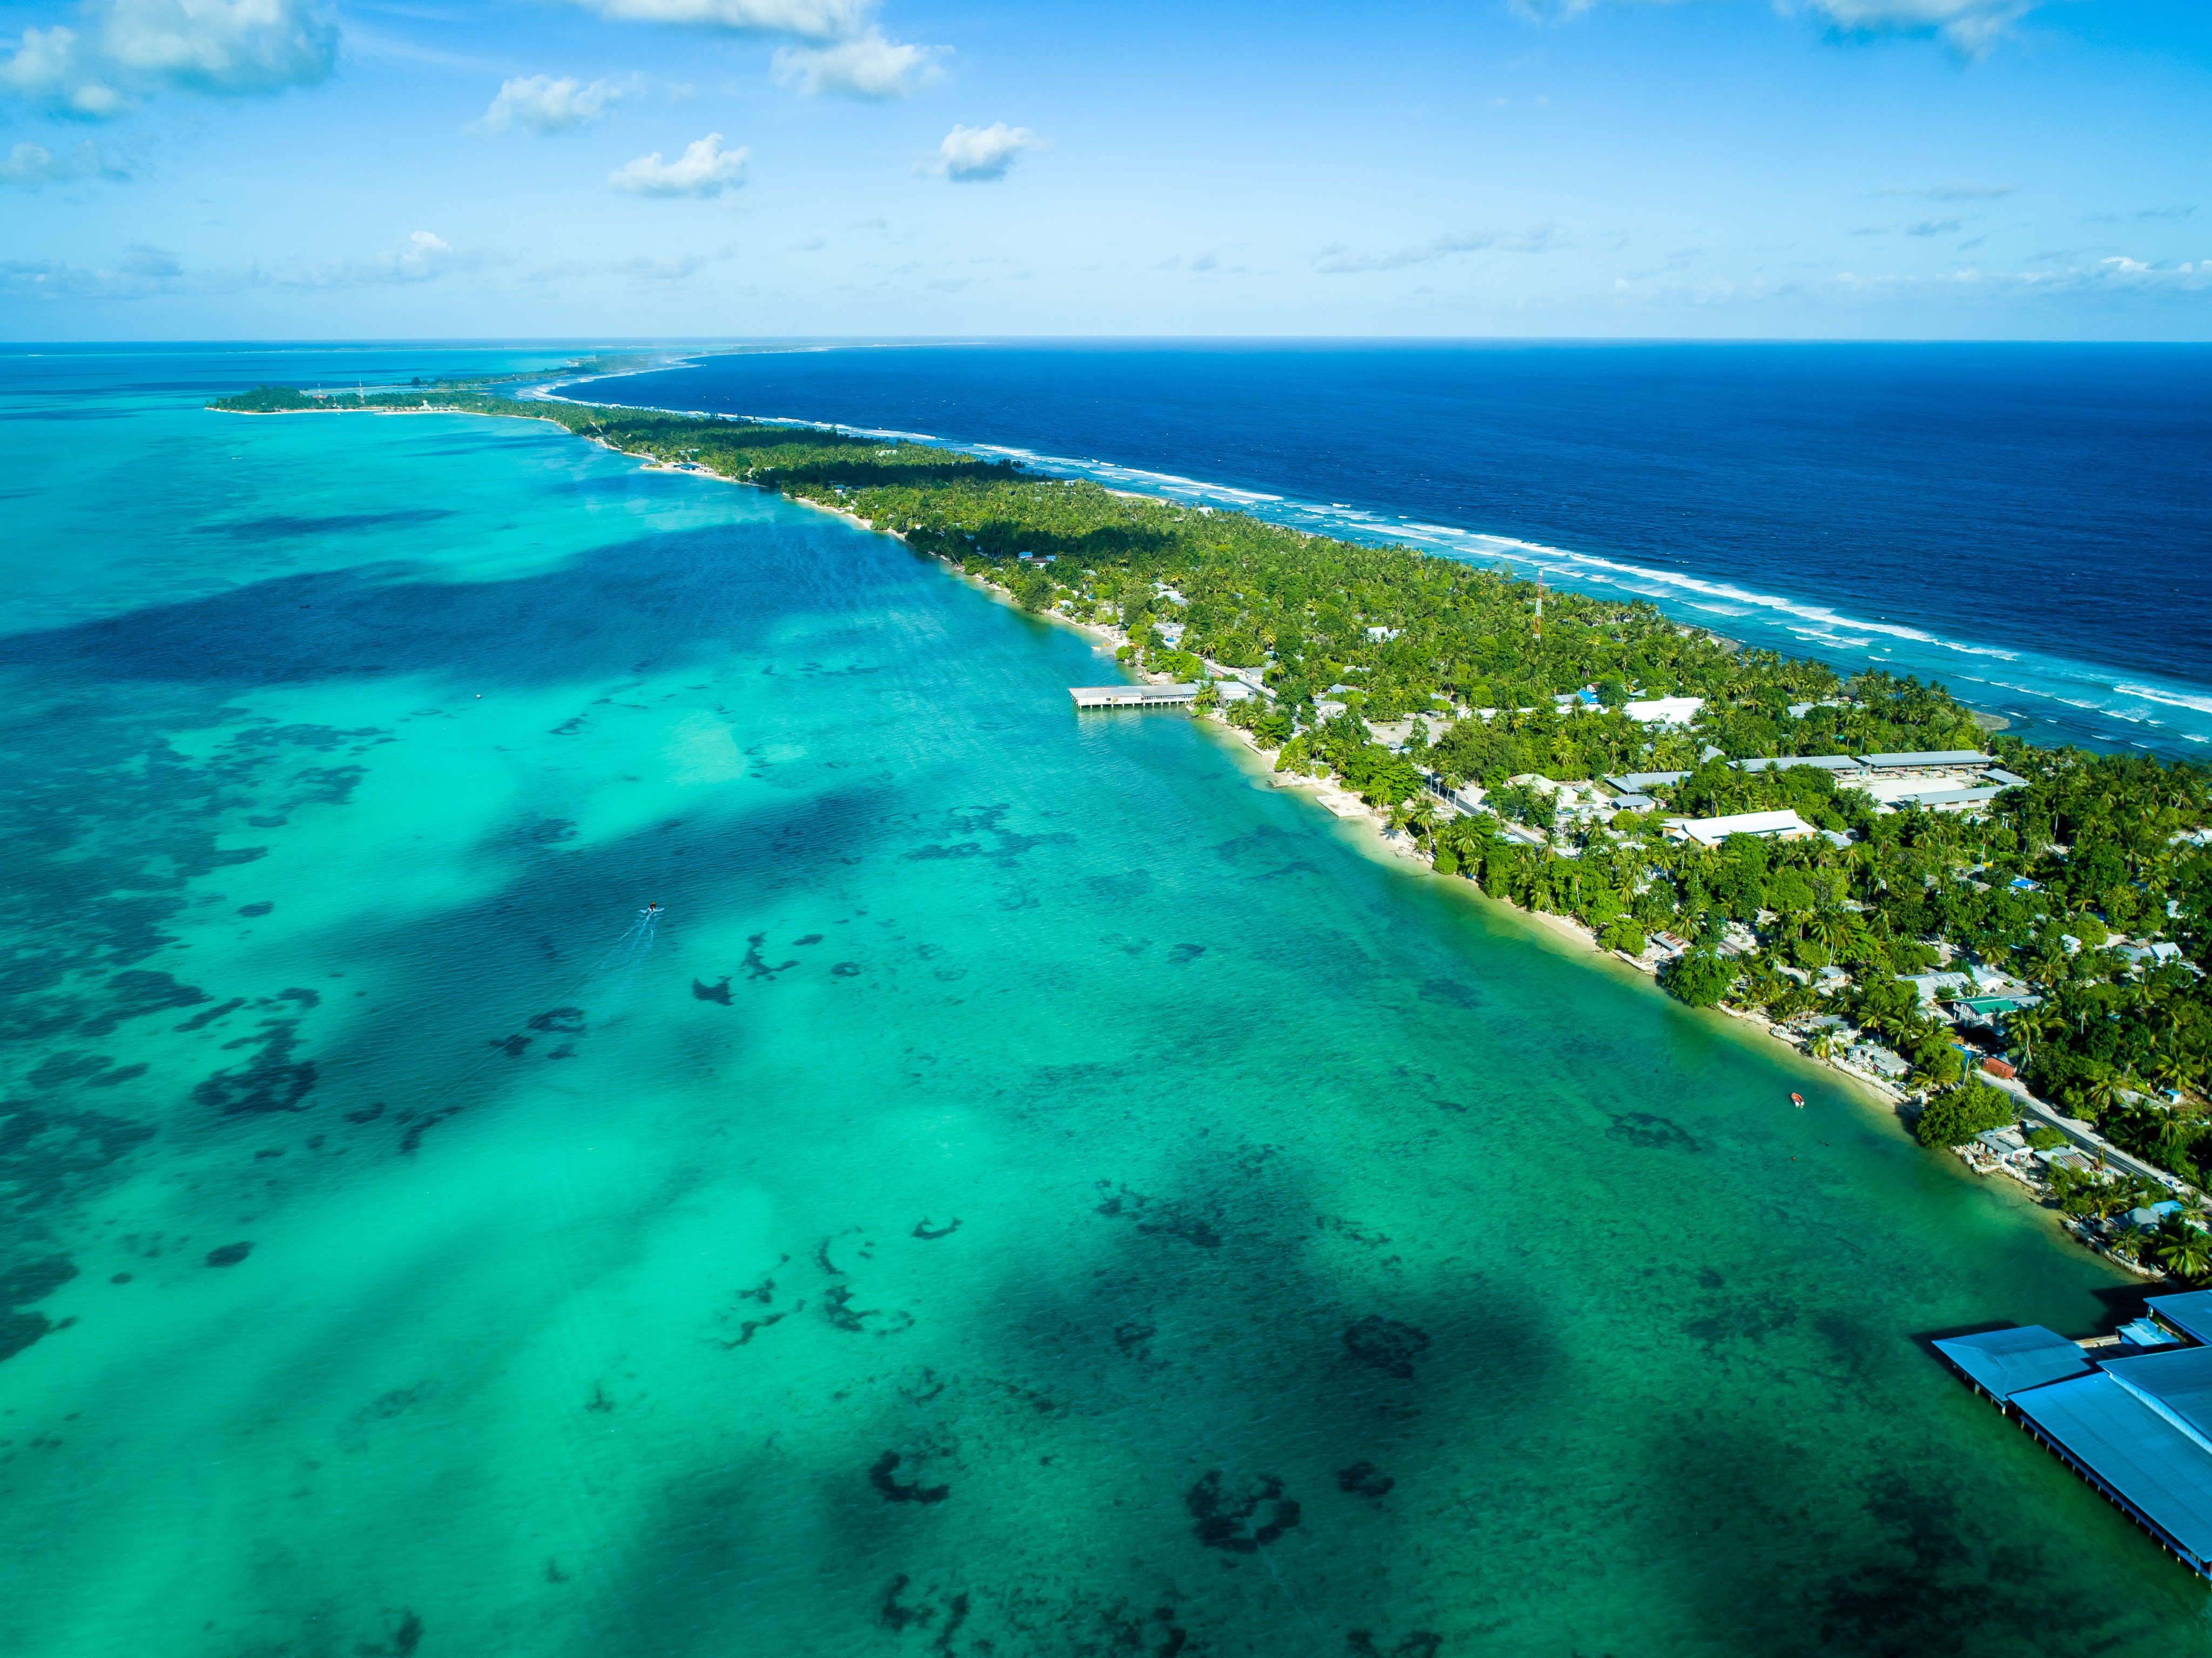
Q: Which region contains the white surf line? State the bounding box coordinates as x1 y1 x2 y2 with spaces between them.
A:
512 385 2212 748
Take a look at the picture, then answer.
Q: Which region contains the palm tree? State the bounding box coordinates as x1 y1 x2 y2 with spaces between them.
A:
2155 1218 2212 1285
2008 1003 2064 1071
2081 1066 2131 1121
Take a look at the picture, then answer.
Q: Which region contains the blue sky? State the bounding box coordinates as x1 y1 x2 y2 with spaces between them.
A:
2 0 2208 339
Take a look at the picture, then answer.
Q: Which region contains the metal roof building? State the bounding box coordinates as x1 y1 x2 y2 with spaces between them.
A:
1068 683 1199 709
1735 754 1861 772
1663 808 1818 848
1887 785 2008 812
1933 1326 2092 1401
1856 750 1994 770
2012 1371 2212 1575
1939 1313 2212 1581
2148 1292 2212 1346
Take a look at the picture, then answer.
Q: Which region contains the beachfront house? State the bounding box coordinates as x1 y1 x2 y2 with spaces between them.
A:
1621 695 1704 726
1662 808 1818 848
1606 770 1688 794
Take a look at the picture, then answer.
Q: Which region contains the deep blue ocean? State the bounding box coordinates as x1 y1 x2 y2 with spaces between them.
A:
585 341 2212 754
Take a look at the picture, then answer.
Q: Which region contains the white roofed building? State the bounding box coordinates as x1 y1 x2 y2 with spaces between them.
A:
1663 808 1818 848
1622 696 1704 726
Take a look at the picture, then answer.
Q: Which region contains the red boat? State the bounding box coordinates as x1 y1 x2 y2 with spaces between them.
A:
1791 1093 1806 1108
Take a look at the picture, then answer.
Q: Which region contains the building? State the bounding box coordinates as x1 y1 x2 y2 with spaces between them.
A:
1662 808 1817 848
1621 695 1704 726
1889 785 2009 814
1606 770 1687 794
1856 750 1994 772
1068 683 1199 709
1934 1293 2212 1580
1735 754 1861 774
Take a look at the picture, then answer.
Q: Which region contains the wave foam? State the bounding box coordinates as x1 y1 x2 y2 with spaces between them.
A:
563 389 2212 751
2116 683 2212 716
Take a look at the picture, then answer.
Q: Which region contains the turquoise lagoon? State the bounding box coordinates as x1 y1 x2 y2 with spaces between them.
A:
0 347 2206 1657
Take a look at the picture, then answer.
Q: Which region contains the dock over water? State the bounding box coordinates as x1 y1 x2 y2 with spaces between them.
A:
1069 683 1199 709
1936 1292 2212 1580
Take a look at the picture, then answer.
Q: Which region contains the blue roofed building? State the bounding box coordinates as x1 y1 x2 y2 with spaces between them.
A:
2148 1291 2212 1346
1933 1326 2093 1401
1941 1309 2212 1580
2012 1370 2212 1575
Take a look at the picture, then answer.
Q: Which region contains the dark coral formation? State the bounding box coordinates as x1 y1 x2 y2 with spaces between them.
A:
869 1452 950 1505
1342 1316 1431 1379
1184 1470 1301 1553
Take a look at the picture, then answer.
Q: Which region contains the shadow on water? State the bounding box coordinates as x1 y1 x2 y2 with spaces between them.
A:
605 1131 1536 1658
0 514 918 692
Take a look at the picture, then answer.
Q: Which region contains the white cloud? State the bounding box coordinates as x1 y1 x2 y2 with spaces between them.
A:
1786 0 2039 56
609 131 748 197
563 0 873 43
933 122 1043 183
478 73 624 134
772 30 942 98
2 241 186 296
0 135 125 182
1879 180 2015 200
570 0 947 97
1316 227 1557 273
0 0 338 118
1514 0 2047 56
279 228 474 286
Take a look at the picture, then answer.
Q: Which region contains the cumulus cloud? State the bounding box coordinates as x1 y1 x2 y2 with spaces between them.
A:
1514 0 2047 56
563 0 872 40
1785 0 2040 56
1316 227 1556 273
772 30 942 97
567 0 947 97
932 122 1043 183
0 0 338 118
0 135 125 182
478 73 624 134
1879 179 2014 200
1831 254 2212 297
279 228 474 286
2 241 185 296
609 131 747 197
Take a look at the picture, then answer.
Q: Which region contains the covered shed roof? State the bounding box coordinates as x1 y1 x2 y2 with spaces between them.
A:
2106 1346 2212 1454
1932 1325 2092 1400
1857 750 1994 769
1664 808 1817 848
2147 1291 2212 1346
2013 1371 2212 1571
1735 753 1860 772
1892 786 2008 810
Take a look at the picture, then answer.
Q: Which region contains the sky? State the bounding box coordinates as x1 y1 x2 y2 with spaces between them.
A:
1 0 2208 339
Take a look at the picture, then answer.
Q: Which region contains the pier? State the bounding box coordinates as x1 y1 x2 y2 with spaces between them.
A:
1068 683 1199 709
1936 1293 2212 1580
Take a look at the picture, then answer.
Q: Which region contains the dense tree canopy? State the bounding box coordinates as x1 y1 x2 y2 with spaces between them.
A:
214 387 2212 1189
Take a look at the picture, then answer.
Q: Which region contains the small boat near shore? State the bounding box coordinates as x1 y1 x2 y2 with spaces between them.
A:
1791 1093 1806 1109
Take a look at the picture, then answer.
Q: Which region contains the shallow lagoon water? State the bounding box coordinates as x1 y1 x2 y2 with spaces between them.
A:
2 348 2208 1656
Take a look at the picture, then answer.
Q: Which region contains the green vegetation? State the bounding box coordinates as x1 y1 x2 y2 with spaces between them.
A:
211 385 2212 1198
1913 1081 2018 1149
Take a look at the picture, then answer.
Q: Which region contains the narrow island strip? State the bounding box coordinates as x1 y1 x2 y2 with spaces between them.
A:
210 382 2212 1281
